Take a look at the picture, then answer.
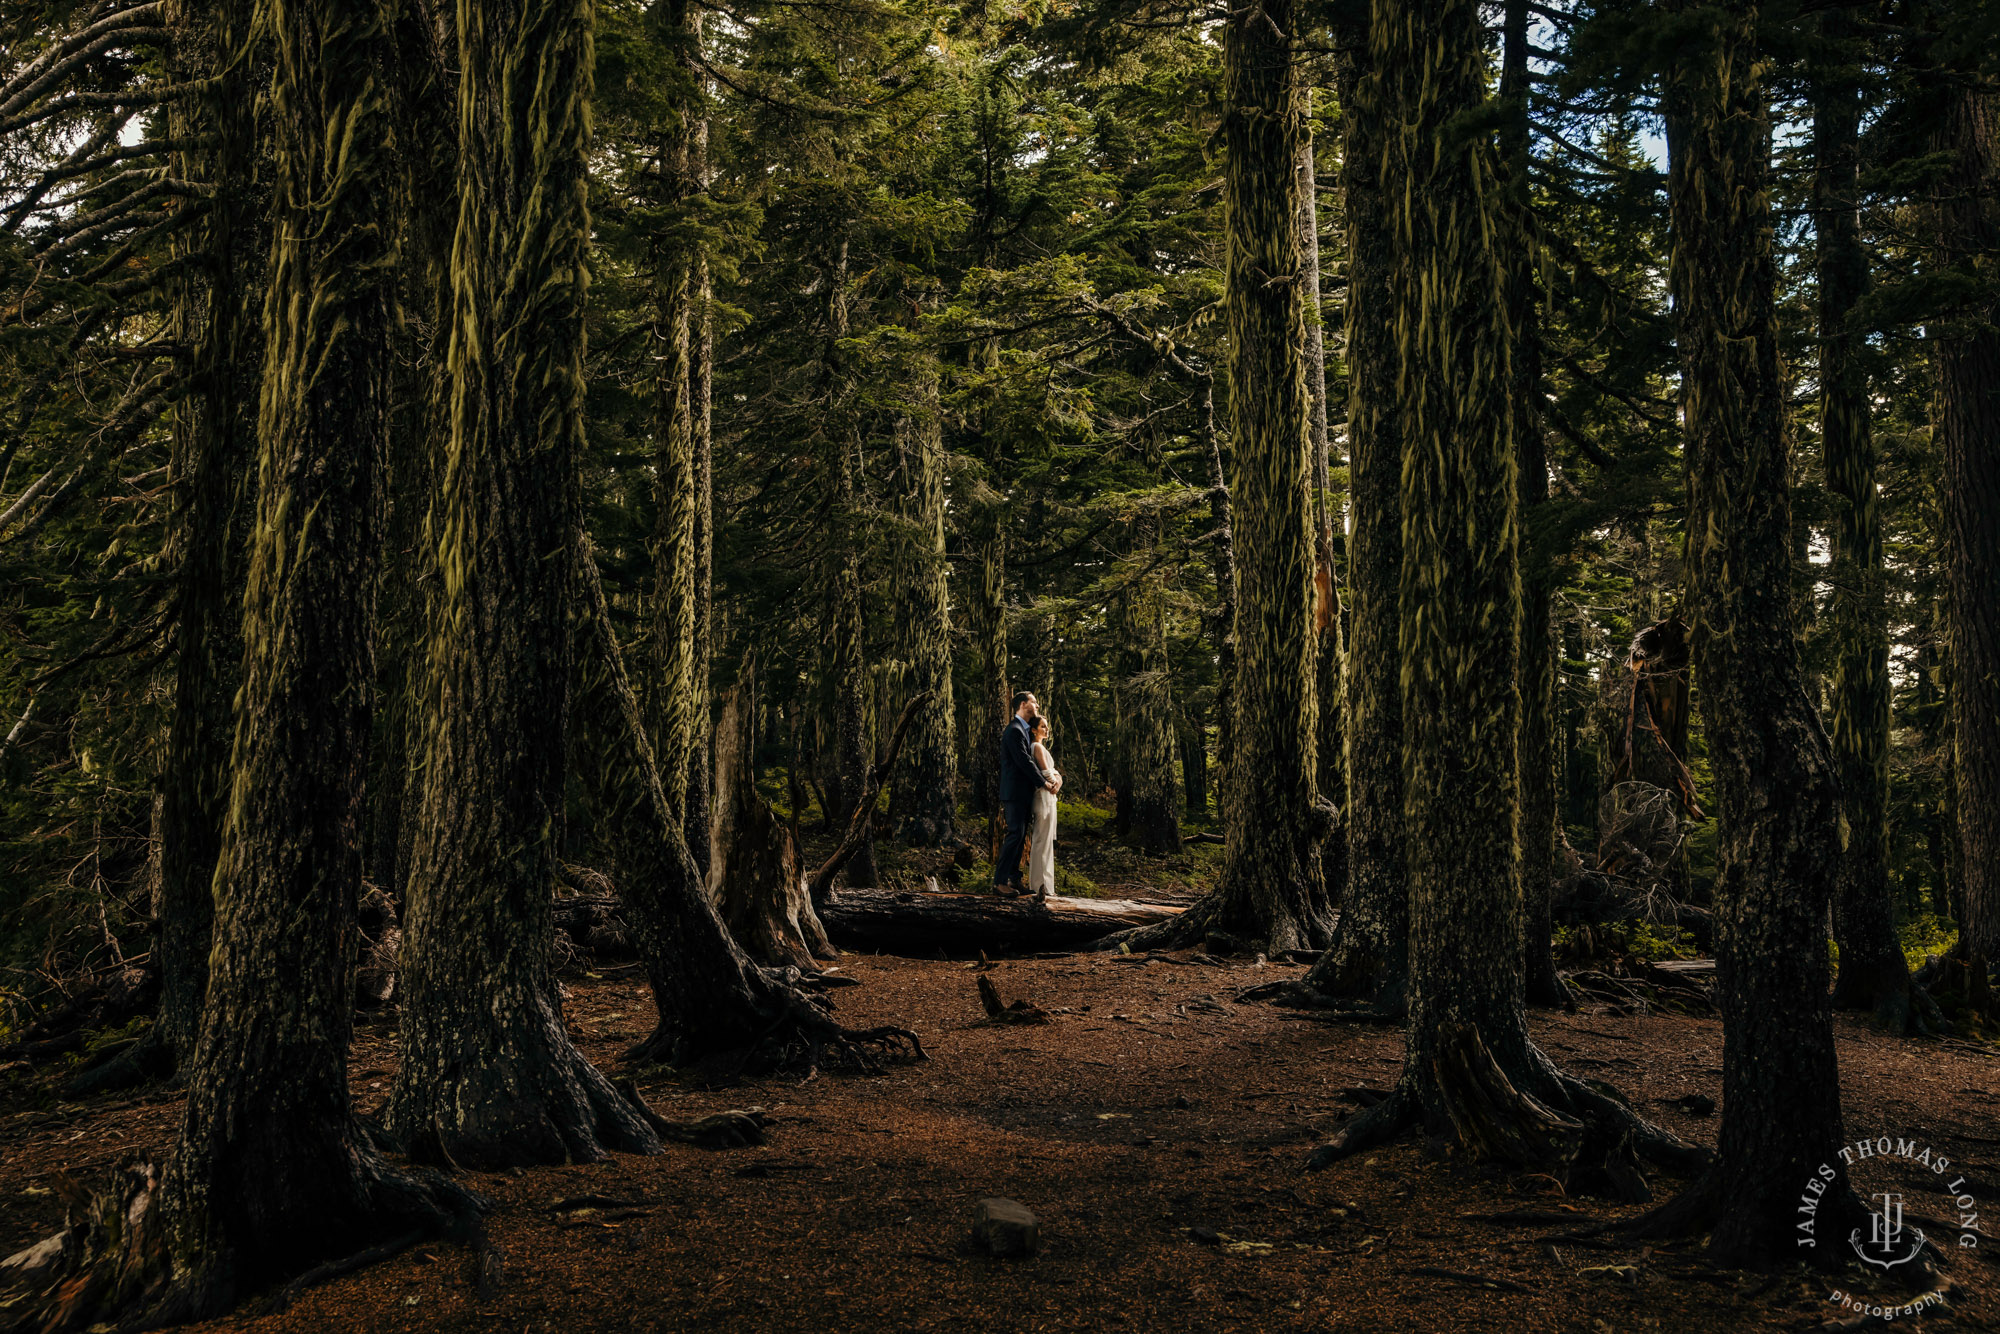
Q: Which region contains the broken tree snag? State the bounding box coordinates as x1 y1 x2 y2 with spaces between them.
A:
818 886 1183 958
707 658 836 970
975 974 1050 1024
575 537 922 1075
805 689 933 905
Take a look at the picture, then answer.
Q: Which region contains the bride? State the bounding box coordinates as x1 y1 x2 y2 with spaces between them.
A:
1028 715 1063 899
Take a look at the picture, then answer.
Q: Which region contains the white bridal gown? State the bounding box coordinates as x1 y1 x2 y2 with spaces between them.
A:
1029 742 1060 899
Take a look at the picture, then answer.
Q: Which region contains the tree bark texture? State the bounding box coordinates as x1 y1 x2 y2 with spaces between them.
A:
1305 24 1404 1004
646 0 702 837
389 0 663 1169
1817 14 1926 1030
1301 90 1348 905
817 235 878 887
151 0 262 1069
1302 6 1702 1200
1120 518 1182 856
1501 0 1566 1008
1935 79 2000 963
1384 0 1532 1123
888 353 958 846
153 0 478 1312
1141 0 1333 953
1201 378 1236 815
1664 0 1858 1266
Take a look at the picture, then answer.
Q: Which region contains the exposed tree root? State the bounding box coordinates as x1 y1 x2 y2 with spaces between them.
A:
1297 1025 1706 1204
386 1025 664 1169
623 971 925 1078
1833 963 1948 1037
1105 799 1338 955
0 1150 484 1334
613 1079 768 1148
1235 978 1402 1024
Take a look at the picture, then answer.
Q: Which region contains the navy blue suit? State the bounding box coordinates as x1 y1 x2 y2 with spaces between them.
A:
995 714 1049 888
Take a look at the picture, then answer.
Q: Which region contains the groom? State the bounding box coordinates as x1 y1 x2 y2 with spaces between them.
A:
994 691 1054 895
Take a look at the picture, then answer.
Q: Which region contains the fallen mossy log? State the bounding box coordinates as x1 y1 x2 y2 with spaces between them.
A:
819 888 1183 958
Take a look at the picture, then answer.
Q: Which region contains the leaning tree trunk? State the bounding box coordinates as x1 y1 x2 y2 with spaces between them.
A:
1301 26 1404 1006
577 541 920 1072
1819 13 1933 1033
1303 0 1699 1201
123 1 482 1317
708 659 836 969
149 0 262 1075
1639 0 1863 1267
387 0 663 1169
887 351 958 846
1119 0 1333 953
1935 75 2000 966
1501 0 1566 1008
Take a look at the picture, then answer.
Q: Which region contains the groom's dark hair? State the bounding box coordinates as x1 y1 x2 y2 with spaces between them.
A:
1011 691 1035 711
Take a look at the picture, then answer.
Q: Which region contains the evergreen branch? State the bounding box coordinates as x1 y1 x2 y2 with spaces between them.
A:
0 76 218 139
0 2 168 117
0 116 128 232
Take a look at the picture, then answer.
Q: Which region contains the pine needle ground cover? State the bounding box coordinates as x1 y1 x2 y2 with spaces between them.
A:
3 952 1997 1333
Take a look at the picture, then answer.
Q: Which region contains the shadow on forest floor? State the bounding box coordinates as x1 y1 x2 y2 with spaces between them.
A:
4 941 1999 1333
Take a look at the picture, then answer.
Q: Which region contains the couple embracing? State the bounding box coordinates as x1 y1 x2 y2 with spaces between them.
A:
993 691 1062 899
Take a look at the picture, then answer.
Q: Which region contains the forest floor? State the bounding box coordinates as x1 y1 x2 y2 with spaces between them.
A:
2 821 1997 1333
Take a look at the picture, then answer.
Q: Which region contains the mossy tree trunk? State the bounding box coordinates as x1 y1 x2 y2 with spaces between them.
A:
1302 1 1709 1206
388 0 663 1169
1818 12 1931 1032
150 0 480 1312
814 234 878 887
1385 0 1530 1127
150 0 262 1072
1128 0 1332 952
888 351 957 846
1308 3 1699 1198
703 658 834 970
1935 79 2000 965
1119 517 1182 857
1303 24 1404 1003
647 0 709 874
1501 0 1567 1008
1650 0 1862 1266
